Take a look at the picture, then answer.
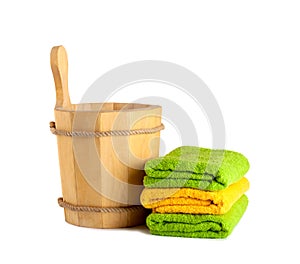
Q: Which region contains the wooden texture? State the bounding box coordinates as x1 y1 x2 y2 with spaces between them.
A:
51 46 162 228
50 46 71 109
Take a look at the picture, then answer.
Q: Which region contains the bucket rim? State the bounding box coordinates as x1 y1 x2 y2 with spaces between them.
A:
54 102 162 113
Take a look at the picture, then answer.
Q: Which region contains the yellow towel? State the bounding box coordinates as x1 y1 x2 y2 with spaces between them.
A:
140 177 249 214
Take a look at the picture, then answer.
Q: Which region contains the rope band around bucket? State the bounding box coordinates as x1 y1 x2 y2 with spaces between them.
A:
50 121 164 137
58 198 144 213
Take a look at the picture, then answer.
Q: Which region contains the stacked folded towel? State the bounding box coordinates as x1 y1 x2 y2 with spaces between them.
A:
140 146 250 239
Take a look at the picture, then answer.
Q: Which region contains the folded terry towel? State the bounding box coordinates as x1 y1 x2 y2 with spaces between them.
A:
144 146 249 191
141 177 249 214
146 195 248 239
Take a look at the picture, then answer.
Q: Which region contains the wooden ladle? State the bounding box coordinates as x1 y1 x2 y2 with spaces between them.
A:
50 45 71 109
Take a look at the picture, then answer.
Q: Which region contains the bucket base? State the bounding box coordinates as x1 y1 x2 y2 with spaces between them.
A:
63 207 149 229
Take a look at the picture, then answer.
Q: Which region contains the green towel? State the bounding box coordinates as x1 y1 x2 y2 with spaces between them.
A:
144 146 249 190
146 195 248 239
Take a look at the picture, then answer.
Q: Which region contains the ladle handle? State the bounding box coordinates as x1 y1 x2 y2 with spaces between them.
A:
50 45 71 109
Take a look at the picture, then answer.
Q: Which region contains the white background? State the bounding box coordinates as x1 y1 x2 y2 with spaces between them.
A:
1 1 299 263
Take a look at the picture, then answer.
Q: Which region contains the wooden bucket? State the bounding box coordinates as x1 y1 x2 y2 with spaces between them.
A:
50 46 163 228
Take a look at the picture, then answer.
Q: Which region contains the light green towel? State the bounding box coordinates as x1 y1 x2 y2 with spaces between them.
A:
144 146 249 190
146 195 248 239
